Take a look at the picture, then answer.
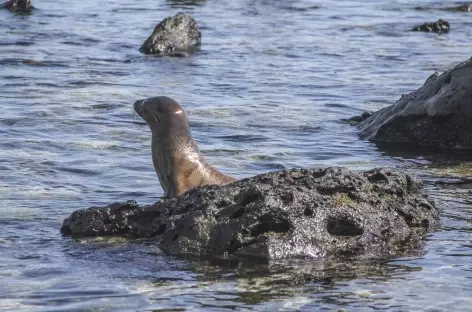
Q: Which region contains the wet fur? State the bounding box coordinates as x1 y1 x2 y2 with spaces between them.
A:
135 96 235 198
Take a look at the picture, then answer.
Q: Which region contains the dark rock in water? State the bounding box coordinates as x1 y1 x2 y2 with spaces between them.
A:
1 0 32 12
167 0 207 8
444 3 472 11
357 57 472 150
139 13 201 56
415 3 471 12
342 111 372 126
412 19 450 33
62 167 439 262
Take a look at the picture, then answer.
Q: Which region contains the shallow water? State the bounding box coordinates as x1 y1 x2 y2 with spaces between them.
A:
1 0 472 310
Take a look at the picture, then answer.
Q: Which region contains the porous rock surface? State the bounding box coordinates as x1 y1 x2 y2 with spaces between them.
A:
411 19 450 33
1 0 32 11
357 56 472 150
139 13 201 56
62 167 438 261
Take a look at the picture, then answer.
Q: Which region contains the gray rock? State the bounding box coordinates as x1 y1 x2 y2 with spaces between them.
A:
62 167 438 262
411 19 450 33
139 13 201 56
357 57 472 150
1 0 32 12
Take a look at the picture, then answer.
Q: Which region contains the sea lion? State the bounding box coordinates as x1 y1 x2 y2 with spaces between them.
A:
134 96 236 198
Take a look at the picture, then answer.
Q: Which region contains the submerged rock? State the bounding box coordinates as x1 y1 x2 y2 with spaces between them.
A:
167 0 207 7
139 13 201 56
357 57 472 150
342 111 372 126
415 3 471 12
1 0 32 12
62 167 438 262
412 19 450 33
449 3 472 11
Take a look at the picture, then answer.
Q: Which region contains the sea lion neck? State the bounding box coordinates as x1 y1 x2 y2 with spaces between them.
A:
150 116 193 143
153 129 204 163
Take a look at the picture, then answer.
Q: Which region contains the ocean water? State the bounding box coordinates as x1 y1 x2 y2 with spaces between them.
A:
1 0 472 310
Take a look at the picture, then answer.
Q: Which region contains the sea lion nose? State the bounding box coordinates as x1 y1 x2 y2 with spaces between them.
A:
133 99 145 113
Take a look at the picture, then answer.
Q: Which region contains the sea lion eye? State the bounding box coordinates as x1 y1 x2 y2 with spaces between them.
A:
175 110 183 115
153 113 160 123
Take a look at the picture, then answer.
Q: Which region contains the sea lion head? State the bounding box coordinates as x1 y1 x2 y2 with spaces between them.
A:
134 96 191 139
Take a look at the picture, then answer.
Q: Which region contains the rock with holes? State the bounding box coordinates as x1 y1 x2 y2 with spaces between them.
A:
1 0 32 12
356 56 472 150
61 167 438 261
139 13 201 56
